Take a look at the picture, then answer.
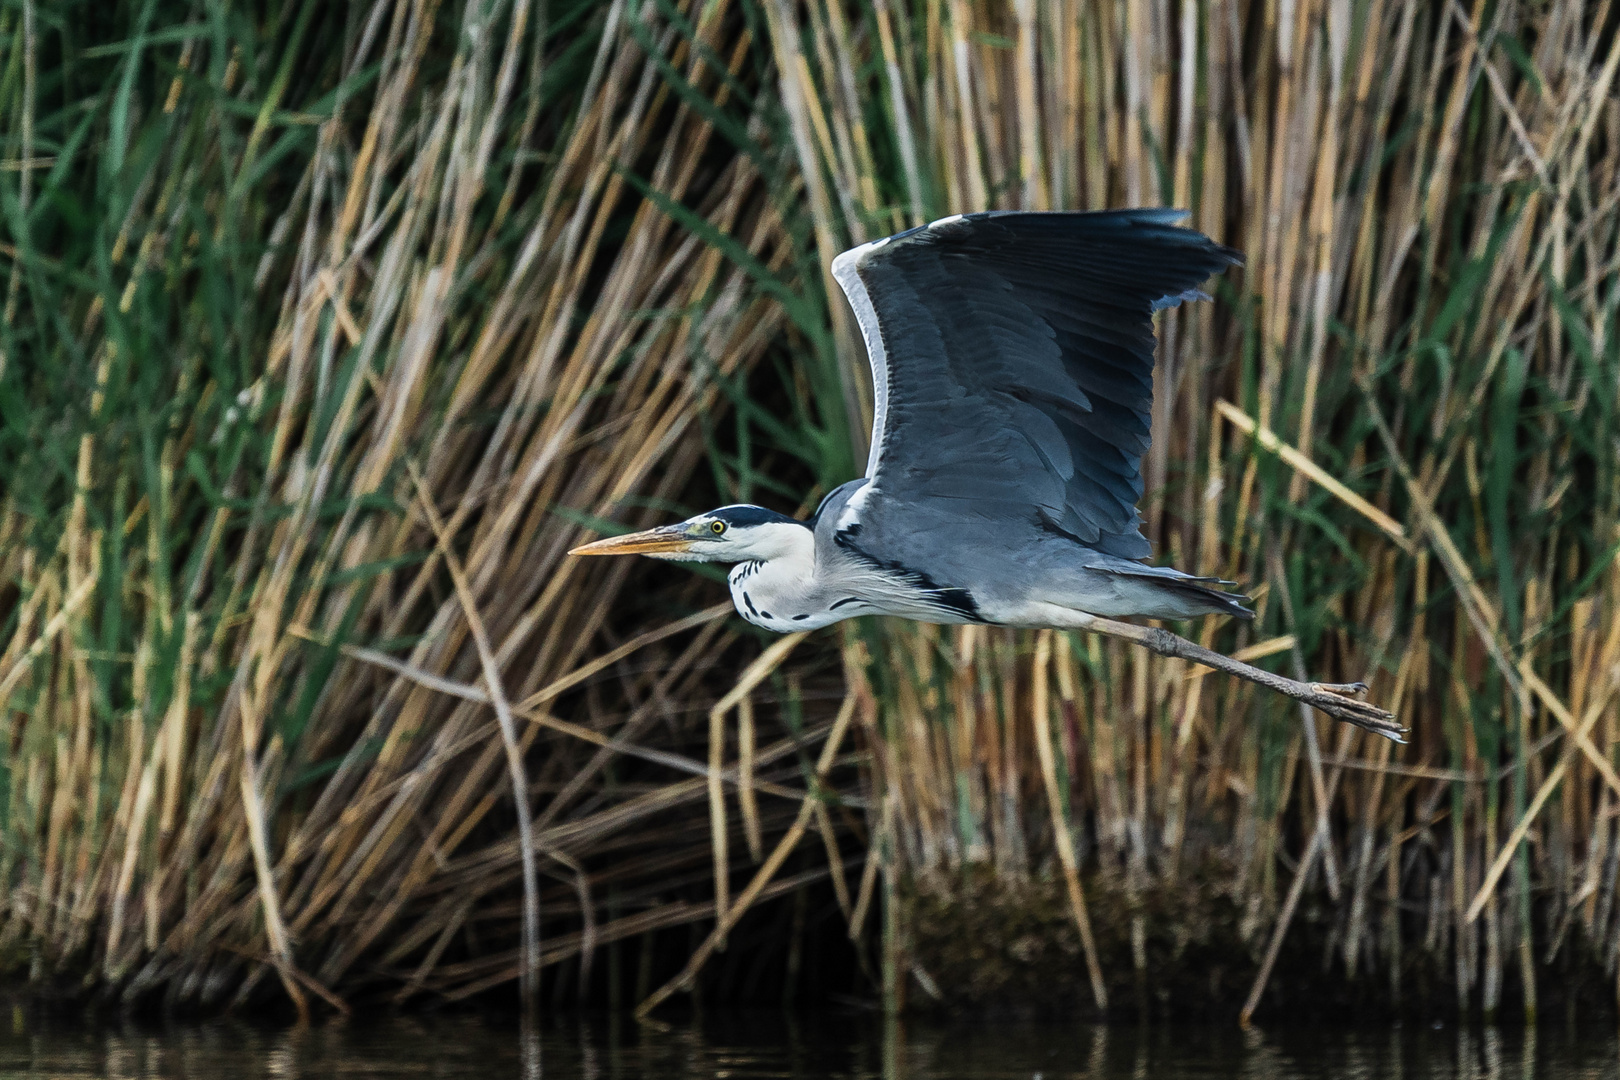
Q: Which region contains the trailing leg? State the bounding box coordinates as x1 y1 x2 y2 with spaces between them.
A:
1071 614 1405 742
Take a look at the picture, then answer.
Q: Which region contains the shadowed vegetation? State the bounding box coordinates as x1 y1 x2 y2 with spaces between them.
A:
0 0 1616 1023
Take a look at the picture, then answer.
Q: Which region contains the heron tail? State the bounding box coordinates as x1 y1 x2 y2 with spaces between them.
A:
1158 578 1255 620
1085 562 1254 620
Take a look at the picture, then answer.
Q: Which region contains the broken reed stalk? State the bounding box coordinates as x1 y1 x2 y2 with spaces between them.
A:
637 680 860 1019
704 633 810 949
408 460 541 1016
1 0 1618 1019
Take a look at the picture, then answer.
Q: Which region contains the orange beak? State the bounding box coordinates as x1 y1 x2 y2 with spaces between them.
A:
568 524 696 557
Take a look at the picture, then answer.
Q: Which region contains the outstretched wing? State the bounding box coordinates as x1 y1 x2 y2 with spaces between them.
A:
831 209 1242 560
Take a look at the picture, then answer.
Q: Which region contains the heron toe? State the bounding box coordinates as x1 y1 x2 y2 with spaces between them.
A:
1310 681 1370 696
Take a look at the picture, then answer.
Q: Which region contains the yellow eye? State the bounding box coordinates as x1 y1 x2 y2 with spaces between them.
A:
710 520 727 535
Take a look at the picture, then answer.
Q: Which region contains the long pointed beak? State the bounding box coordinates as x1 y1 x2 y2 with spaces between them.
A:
568 524 695 557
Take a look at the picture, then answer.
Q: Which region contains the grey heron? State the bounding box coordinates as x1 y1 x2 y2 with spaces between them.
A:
572 210 1402 740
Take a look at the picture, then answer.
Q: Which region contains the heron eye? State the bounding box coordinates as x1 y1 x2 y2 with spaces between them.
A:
710 520 727 535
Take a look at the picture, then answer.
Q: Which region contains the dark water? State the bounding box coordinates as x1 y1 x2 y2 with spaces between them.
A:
0 1013 1615 1078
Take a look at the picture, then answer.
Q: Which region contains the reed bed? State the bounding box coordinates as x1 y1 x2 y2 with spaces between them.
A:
1 0 1617 1023
785 0 1620 1020
0 0 858 1015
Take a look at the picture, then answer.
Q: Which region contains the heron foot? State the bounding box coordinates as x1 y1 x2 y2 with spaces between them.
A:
1296 682 1405 743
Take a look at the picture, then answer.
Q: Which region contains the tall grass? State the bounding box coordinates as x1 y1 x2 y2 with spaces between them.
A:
0 0 1617 1022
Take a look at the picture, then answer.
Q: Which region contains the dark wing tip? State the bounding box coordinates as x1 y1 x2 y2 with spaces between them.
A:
896 207 1244 269
841 208 1246 285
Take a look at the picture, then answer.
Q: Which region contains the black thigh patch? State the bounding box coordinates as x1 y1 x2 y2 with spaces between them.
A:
832 530 986 623
929 587 983 621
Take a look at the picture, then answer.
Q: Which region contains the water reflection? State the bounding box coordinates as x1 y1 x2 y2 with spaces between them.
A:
0 1012 1612 1078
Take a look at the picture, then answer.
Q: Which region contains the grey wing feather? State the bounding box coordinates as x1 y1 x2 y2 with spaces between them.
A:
831 209 1242 560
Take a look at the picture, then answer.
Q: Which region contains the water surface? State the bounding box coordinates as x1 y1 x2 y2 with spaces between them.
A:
0 1013 1613 1078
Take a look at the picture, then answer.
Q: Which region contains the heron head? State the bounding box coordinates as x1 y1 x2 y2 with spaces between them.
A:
568 505 811 564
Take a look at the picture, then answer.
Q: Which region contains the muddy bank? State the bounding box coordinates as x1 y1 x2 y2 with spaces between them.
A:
900 866 1615 1024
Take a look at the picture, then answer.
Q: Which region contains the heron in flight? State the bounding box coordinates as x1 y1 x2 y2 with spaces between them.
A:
572 210 1401 739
